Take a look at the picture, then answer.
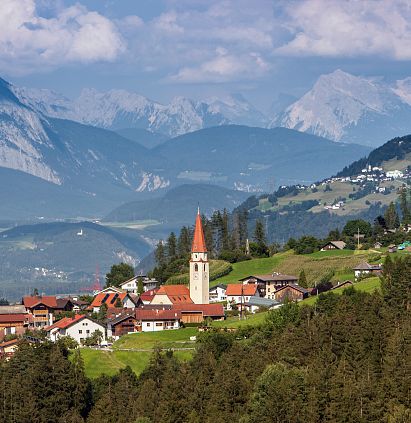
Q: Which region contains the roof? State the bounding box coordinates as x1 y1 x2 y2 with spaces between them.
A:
23 296 58 309
192 209 207 253
239 273 298 282
244 296 280 307
140 289 158 302
55 298 73 309
209 284 227 291
353 261 382 271
135 308 181 321
0 313 30 324
0 305 27 314
322 240 346 250
155 285 193 304
90 292 128 308
0 338 20 348
107 312 136 326
275 284 309 294
46 314 86 331
172 303 224 316
226 284 258 296
331 280 354 290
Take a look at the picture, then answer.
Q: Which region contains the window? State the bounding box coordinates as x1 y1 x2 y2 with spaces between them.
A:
156 322 163 327
86 330 90 334
79 330 82 334
147 323 151 327
194 264 198 271
204 264 206 271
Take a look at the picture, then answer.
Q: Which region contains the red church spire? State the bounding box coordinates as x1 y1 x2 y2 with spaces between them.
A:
192 208 207 253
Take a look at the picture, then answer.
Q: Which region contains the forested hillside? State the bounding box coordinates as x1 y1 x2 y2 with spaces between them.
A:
1 256 409 422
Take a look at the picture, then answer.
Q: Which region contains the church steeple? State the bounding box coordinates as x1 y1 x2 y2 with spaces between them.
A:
192 208 207 253
189 207 209 304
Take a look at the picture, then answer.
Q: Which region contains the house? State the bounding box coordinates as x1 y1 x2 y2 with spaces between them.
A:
273 284 309 302
172 303 225 324
388 244 397 253
0 305 30 341
353 262 382 280
107 313 137 339
140 289 158 305
209 284 227 303
89 292 139 313
243 296 280 313
239 273 298 299
94 286 124 295
0 338 21 360
320 241 346 251
120 275 158 294
331 280 354 291
135 308 181 332
23 295 59 328
374 242 382 249
226 284 259 310
46 314 106 344
150 285 193 305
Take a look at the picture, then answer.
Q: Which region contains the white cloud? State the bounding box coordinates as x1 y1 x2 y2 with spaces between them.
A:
277 0 411 60
0 0 125 73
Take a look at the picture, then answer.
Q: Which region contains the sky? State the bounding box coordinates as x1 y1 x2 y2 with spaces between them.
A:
1 0 411 112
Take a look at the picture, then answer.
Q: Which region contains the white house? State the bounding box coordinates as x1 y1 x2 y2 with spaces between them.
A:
209 284 227 303
46 315 106 344
120 275 158 294
352 261 382 280
226 284 259 310
135 308 180 332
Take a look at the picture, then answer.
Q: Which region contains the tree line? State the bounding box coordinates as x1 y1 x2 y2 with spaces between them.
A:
1 255 410 422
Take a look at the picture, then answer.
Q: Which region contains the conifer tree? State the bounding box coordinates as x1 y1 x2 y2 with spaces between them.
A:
166 232 177 261
299 269 308 288
385 202 400 229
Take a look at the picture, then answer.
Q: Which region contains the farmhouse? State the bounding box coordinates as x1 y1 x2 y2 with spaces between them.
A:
226 284 259 310
150 285 193 305
320 240 346 251
46 314 106 344
172 303 225 324
243 296 280 313
239 273 298 299
107 313 137 339
273 284 309 302
23 295 59 328
89 292 139 313
0 305 30 340
135 308 180 332
120 275 158 293
353 261 382 280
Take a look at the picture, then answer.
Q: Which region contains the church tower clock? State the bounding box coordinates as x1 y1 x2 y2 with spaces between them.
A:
189 208 209 304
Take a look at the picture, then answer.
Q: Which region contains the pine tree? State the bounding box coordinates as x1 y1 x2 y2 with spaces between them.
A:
137 276 144 295
166 232 177 261
385 202 399 230
105 263 135 288
253 220 266 247
400 188 411 224
154 241 166 267
299 269 308 288
177 226 191 257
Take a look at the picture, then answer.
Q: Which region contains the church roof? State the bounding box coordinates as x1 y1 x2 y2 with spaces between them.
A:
192 209 207 253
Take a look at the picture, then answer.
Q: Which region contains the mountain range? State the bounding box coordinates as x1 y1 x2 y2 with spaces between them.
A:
0 76 371 219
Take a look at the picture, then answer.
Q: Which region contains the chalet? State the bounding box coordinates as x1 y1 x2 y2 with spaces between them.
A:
239 273 298 299
89 292 139 313
23 295 59 328
226 284 259 310
46 314 106 344
120 275 158 293
243 296 280 313
273 284 309 302
135 308 180 332
0 338 21 360
209 284 227 303
107 313 137 339
353 262 382 280
0 305 30 341
172 303 225 324
150 285 193 305
320 240 346 251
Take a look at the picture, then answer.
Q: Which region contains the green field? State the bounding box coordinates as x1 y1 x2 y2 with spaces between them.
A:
80 348 192 379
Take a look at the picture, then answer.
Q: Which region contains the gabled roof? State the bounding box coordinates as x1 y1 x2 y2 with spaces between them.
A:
192 209 207 253
23 296 58 309
155 285 193 304
140 289 158 302
0 305 27 315
353 261 382 271
0 313 30 324
135 308 181 321
46 314 86 332
55 298 74 309
172 303 224 317
226 284 258 296
275 284 309 294
0 338 20 348
322 240 346 250
107 312 136 326
331 280 354 290
90 292 128 308
244 296 280 307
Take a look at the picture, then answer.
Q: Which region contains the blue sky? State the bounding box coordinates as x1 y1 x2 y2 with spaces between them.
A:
2 0 411 111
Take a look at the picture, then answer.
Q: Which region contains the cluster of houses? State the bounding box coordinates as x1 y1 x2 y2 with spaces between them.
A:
0 210 387 360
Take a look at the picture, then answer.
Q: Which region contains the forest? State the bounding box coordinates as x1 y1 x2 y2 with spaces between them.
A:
1 255 410 423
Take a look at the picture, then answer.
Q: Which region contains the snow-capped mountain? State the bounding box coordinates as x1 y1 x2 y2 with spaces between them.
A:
271 70 411 146
204 93 268 127
12 86 233 138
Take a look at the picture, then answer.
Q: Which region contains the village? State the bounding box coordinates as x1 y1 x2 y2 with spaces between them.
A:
0 209 386 360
